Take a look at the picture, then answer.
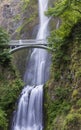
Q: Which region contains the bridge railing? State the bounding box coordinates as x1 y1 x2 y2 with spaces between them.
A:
9 39 48 46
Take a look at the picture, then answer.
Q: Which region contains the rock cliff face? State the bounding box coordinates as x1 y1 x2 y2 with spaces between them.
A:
0 0 22 38
0 0 39 39
0 0 40 78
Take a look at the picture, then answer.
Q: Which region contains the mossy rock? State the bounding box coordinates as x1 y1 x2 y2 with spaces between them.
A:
63 113 81 130
53 115 65 130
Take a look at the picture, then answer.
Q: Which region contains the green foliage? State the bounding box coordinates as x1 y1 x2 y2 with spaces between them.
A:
44 86 71 130
0 27 23 129
0 66 23 130
0 49 11 66
47 0 81 17
71 21 81 40
76 99 81 108
72 89 78 98
21 0 30 11
63 113 81 130
47 0 81 69
45 0 81 130
46 0 69 17
55 86 71 101
0 27 11 67
0 79 24 110
54 71 61 81
0 109 8 130
0 27 9 45
0 27 11 66
53 115 65 130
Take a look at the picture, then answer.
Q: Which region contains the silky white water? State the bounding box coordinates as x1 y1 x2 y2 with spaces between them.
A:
12 0 49 130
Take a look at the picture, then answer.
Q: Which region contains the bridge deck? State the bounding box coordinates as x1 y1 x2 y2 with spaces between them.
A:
5 39 53 53
9 39 48 46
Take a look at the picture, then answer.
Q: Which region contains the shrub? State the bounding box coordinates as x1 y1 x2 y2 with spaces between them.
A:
0 27 11 66
0 109 8 130
63 113 81 130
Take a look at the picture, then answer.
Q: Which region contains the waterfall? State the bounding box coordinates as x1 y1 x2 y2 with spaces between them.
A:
11 0 50 130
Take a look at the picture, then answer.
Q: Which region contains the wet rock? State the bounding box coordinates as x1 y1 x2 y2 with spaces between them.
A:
3 4 13 18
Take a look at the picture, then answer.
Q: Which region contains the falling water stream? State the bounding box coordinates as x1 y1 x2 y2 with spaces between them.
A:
12 0 50 130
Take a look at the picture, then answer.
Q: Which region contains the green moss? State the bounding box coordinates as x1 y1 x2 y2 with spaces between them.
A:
13 14 21 21
63 113 81 130
44 1 81 130
76 99 81 108
16 14 37 33
54 71 61 81
0 64 24 130
44 85 71 130
53 115 65 130
21 0 30 11
72 89 78 98
75 68 81 78
0 28 24 129
0 109 8 130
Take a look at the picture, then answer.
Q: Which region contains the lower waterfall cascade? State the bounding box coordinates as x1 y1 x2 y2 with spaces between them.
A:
11 0 50 130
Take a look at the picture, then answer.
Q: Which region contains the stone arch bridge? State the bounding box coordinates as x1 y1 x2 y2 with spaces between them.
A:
8 39 53 53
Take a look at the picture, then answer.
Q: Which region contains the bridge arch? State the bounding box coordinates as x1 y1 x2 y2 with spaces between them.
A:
9 45 53 54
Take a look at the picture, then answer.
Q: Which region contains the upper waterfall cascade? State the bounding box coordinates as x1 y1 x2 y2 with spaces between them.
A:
11 0 50 130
